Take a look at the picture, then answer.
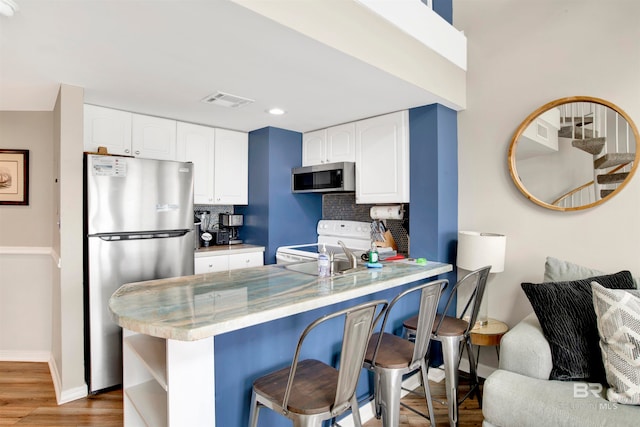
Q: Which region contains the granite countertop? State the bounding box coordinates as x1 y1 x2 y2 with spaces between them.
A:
194 244 265 257
108 260 452 341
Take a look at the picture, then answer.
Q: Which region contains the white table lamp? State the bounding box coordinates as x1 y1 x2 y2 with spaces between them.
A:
457 231 506 326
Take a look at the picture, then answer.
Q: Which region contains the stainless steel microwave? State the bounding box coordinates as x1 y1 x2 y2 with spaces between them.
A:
291 162 355 193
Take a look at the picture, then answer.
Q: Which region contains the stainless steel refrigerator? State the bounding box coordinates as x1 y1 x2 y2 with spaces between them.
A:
83 154 194 393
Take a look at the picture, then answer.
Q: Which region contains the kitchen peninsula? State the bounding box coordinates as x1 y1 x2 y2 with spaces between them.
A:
109 260 452 426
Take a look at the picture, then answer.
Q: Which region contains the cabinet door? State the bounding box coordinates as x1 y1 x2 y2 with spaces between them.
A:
84 105 132 155
194 255 229 274
326 123 356 163
355 111 410 204
132 114 177 160
228 252 264 271
302 129 327 166
213 129 248 205
177 123 215 204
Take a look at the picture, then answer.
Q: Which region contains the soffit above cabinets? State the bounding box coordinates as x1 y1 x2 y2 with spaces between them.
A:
0 0 466 133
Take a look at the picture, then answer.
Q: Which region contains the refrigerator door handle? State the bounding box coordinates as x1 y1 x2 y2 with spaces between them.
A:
91 229 191 241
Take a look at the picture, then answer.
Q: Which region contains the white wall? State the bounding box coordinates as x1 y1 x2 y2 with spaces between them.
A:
454 0 640 370
51 84 86 404
0 112 54 360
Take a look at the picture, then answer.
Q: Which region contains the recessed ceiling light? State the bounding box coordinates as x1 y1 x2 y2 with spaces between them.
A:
267 108 286 116
0 0 18 17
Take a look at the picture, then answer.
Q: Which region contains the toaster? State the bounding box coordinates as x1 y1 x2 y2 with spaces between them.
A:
220 213 243 227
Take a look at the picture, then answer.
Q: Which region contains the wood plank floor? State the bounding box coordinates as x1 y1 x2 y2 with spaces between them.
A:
362 377 485 427
0 362 122 426
0 362 483 426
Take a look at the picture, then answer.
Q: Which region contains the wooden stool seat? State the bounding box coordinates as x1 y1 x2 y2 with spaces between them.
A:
249 299 388 427
364 332 413 369
253 359 337 415
403 313 470 337
402 266 492 426
363 279 446 427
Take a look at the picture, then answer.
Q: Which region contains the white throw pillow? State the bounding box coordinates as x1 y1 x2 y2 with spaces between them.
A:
591 282 640 405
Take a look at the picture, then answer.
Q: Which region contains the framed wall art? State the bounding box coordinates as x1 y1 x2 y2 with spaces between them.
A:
0 149 29 205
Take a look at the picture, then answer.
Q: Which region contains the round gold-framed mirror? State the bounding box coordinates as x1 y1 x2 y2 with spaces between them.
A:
508 96 639 211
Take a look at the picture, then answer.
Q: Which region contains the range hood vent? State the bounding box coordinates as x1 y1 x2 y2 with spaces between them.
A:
201 91 254 108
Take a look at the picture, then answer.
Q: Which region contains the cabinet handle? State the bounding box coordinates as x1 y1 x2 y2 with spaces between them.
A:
135 150 140 155
125 149 130 154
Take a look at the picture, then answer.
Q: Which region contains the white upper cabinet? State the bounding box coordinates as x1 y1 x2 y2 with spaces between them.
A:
326 123 356 163
84 105 177 161
355 111 410 204
84 104 132 156
213 129 248 205
131 114 177 160
302 123 356 166
177 125 248 205
302 129 326 166
176 122 215 204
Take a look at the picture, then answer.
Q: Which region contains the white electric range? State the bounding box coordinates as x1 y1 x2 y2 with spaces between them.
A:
276 220 372 264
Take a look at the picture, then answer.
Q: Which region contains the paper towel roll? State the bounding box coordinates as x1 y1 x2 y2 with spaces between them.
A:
370 205 403 220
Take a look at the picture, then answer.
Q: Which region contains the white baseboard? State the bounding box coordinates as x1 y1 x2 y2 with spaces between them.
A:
458 358 496 380
48 354 88 405
0 350 51 362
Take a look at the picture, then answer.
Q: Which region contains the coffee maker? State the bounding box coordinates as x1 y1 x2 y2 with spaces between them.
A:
219 213 243 245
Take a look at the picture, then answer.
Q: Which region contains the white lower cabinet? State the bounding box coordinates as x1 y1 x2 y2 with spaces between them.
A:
194 249 264 274
194 255 229 273
122 329 215 426
228 252 263 270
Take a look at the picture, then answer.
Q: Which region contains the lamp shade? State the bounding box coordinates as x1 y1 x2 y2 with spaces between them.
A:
457 231 506 273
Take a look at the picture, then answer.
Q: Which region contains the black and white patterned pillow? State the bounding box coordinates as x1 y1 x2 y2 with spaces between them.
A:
521 270 635 382
592 282 640 405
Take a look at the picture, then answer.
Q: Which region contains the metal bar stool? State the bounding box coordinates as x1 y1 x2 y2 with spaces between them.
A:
402 266 491 427
248 299 388 427
363 279 447 427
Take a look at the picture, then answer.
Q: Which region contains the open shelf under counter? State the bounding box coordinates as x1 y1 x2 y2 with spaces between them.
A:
125 380 168 427
124 334 167 390
112 261 452 425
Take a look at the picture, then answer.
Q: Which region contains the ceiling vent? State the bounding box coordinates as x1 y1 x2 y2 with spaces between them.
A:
201 91 254 108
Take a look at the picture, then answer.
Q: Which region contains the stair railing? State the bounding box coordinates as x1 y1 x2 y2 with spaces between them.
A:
551 164 631 208
553 102 635 208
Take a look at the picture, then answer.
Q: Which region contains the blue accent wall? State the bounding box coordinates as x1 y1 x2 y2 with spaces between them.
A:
409 104 458 365
433 0 453 24
218 105 460 425
214 281 428 427
237 127 322 264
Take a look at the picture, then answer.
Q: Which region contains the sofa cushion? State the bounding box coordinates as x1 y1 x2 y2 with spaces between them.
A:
483 369 640 427
498 313 552 380
521 270 635 383
544 256 640 288
592 282 640 405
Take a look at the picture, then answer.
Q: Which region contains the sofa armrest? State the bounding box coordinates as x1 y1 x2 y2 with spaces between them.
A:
499 313 552 380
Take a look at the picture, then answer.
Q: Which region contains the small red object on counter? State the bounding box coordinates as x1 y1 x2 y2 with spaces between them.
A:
383 255 406 261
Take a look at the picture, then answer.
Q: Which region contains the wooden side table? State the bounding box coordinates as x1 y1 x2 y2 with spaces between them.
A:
470 318 509 360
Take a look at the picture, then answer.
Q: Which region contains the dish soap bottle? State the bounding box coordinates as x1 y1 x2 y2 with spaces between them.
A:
369 242 379 264
318 244 330 277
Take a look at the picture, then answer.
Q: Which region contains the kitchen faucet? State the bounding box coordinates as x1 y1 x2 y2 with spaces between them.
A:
337 240 358 269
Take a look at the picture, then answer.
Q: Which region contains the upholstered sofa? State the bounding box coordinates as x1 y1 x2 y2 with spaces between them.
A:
482 258 640 427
